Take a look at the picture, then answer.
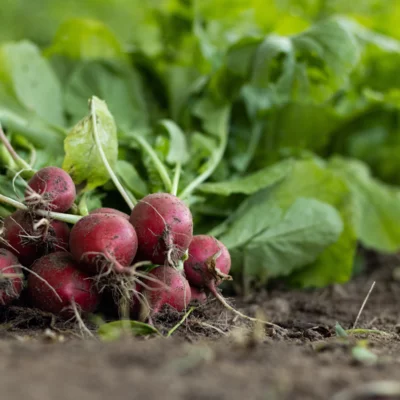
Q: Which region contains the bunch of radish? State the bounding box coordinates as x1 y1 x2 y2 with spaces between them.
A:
0 165 235 327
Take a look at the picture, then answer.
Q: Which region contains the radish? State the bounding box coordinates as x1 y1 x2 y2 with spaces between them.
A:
184 235 283 330
139 266 191 319
69 213 138 275
129 193 193 266
89 207 129 220
184 235 232 289
0 249 23 305
2 210 70 266
190 286 207 304
27 252 99 318
25 166 76 212
45 219 70 253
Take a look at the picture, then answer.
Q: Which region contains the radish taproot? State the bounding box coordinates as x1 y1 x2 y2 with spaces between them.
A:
0 249 23 305
139 265 191 319
27 252 99 317
2 210 70 266
25 166 76 212
69 213 138 275
129 193 193 266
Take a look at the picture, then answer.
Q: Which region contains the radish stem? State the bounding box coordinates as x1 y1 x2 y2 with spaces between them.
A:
131 133 172 192
0 124 33 171
171 163 181 196
0 194 82 224
90 99 136 209
178 107 230 199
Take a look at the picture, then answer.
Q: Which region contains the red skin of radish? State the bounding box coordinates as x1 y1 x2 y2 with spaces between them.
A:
141 266 191 317
2 210 70 266
184 235 231 290
190 286 207 304
90 208 129 220
129 193 193 265
46 220 70 252
25 166 76 212
69 213 138 275
0 249 23 305
27 252 99 317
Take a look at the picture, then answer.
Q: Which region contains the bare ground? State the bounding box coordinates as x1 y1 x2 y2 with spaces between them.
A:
1 253 400 400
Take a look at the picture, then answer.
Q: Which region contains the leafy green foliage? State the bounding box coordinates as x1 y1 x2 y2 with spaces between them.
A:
243 198 343 282
215 160 356 288
63 96 118 191
330 157 400 252
1 4 400 290
64 60 148 129
46 18 125 61
0 41 64 127
199 159 293 195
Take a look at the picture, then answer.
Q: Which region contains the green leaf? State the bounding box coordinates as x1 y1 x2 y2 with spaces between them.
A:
271 160 357 288
199 159 292 196
0 41 64 126
63 96 118 191
64 60 148 130
158 119 189 165
98 320 160 341
218 190 283 249
217 17 360 107
116 160 148 198
291 17 360 96
46 18 125 61
330 157 400 253
243 198 343 281
260 103 340 156
223 159 356 288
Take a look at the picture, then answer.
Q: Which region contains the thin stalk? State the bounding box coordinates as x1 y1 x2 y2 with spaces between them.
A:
178 138 227 199
131 133 172 192
178 107 230 199
90 99 136 208
0 124 33 171
0 194 81 224
167 306 195 337
171 163 181 196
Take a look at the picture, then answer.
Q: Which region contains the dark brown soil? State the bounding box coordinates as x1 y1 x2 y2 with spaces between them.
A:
2 253 400 400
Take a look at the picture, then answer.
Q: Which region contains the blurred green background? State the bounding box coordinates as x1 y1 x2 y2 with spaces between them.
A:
1 0 399 48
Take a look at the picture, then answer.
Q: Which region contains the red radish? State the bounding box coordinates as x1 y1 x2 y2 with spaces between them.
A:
45 219 70 253
0 249 23 305
184 235 282 330
129 193 193 266
90 208 129 220
27 252 99 317
140 266 191 318
25 166 76 212
2 210 41 265
184 235 231 289
69 213 138 275
2 210 70 266
190 286 207 304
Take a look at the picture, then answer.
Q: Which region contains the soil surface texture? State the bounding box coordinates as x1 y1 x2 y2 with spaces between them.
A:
1 252 400 400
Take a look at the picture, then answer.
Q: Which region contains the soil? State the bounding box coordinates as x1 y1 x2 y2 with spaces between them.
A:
1 252 400 400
